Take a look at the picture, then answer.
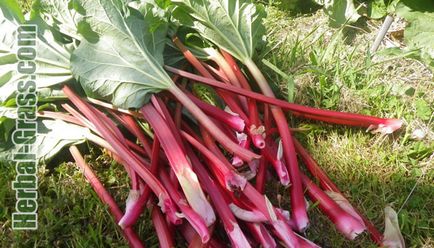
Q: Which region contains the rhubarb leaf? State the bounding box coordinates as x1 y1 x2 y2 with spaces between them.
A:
0 3 74 103
173 0 266 63
396 1 434 70
32 0 83 40
314 0 361 27
0 0 24 23
71 0 172 108
368 0 387 19
0 106 17 145
0 119 90 163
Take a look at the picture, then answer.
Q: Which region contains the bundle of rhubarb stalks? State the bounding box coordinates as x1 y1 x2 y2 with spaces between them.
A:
1 0 404 247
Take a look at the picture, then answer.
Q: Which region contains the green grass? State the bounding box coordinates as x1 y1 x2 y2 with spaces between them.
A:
261 4 434 247
1 0 433 247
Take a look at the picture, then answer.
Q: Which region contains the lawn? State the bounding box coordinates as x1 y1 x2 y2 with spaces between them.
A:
1 0 433 247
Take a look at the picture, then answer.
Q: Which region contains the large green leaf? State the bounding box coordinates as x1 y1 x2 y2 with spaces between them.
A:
368 0 387 19
0 118 90 164
71 0 172 108
314 0 361 27
396 1 434 70
172 0 266 63
32 0 83 40
0 0 24 23
0 106 17 144
0 4 74 103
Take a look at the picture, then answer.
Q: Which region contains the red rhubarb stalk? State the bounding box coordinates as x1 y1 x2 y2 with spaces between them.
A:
119 137 161 228
141 104 216 226
168 84 259 162
186 92 245 132
63 86 178 224
301 173 366 240
179 223 224 248
294 139 383 244
221 50 265 147
263 139 290 186
185 146 251 248
204 47 249 111
165 66 403 134
255 155 267 193
159 170 210 243
244 57 307 231
151 203 175 248
69 146 144 248
181 130 247 192
171 38 261 157
245 223 277 248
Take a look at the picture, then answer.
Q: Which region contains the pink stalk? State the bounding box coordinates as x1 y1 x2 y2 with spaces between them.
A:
181 130 247 192
255 156 267 193
61 103 97 130
57 105 151 200
242 184 302 247
69 146 145 248
250 130 266 149
220 50 251 91
60 103 138 186
86 97 141 118
169 85 259 162
301 173 366 240
187 126 301 246
204 47 249 111
201 58 265 150
205 61 230 83
38 111 83 126
295 233 322 248
220 50 265 147
63 86 178 223
65 102 141 191
112 112 153 157
119 138 161 228
245 223 277 248
294 139 339 192
263 139 290 186
127 140 150 158
179 223 224 248
141 104 216 226
248 58 308 231
151 204 175 248
185 129 301 247
185 146 251 248
174 98 183 129
151 96 184 187
151 96 185 147
294 139 384 244
159 170 210 243
177 54 308 230
186 92 246 132
231 133 249 167
228 203 267 222
165 66 403 134
171 38 260 160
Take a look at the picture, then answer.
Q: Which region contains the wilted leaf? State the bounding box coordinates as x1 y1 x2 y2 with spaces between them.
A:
325 191 364 225
382 206 405 248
